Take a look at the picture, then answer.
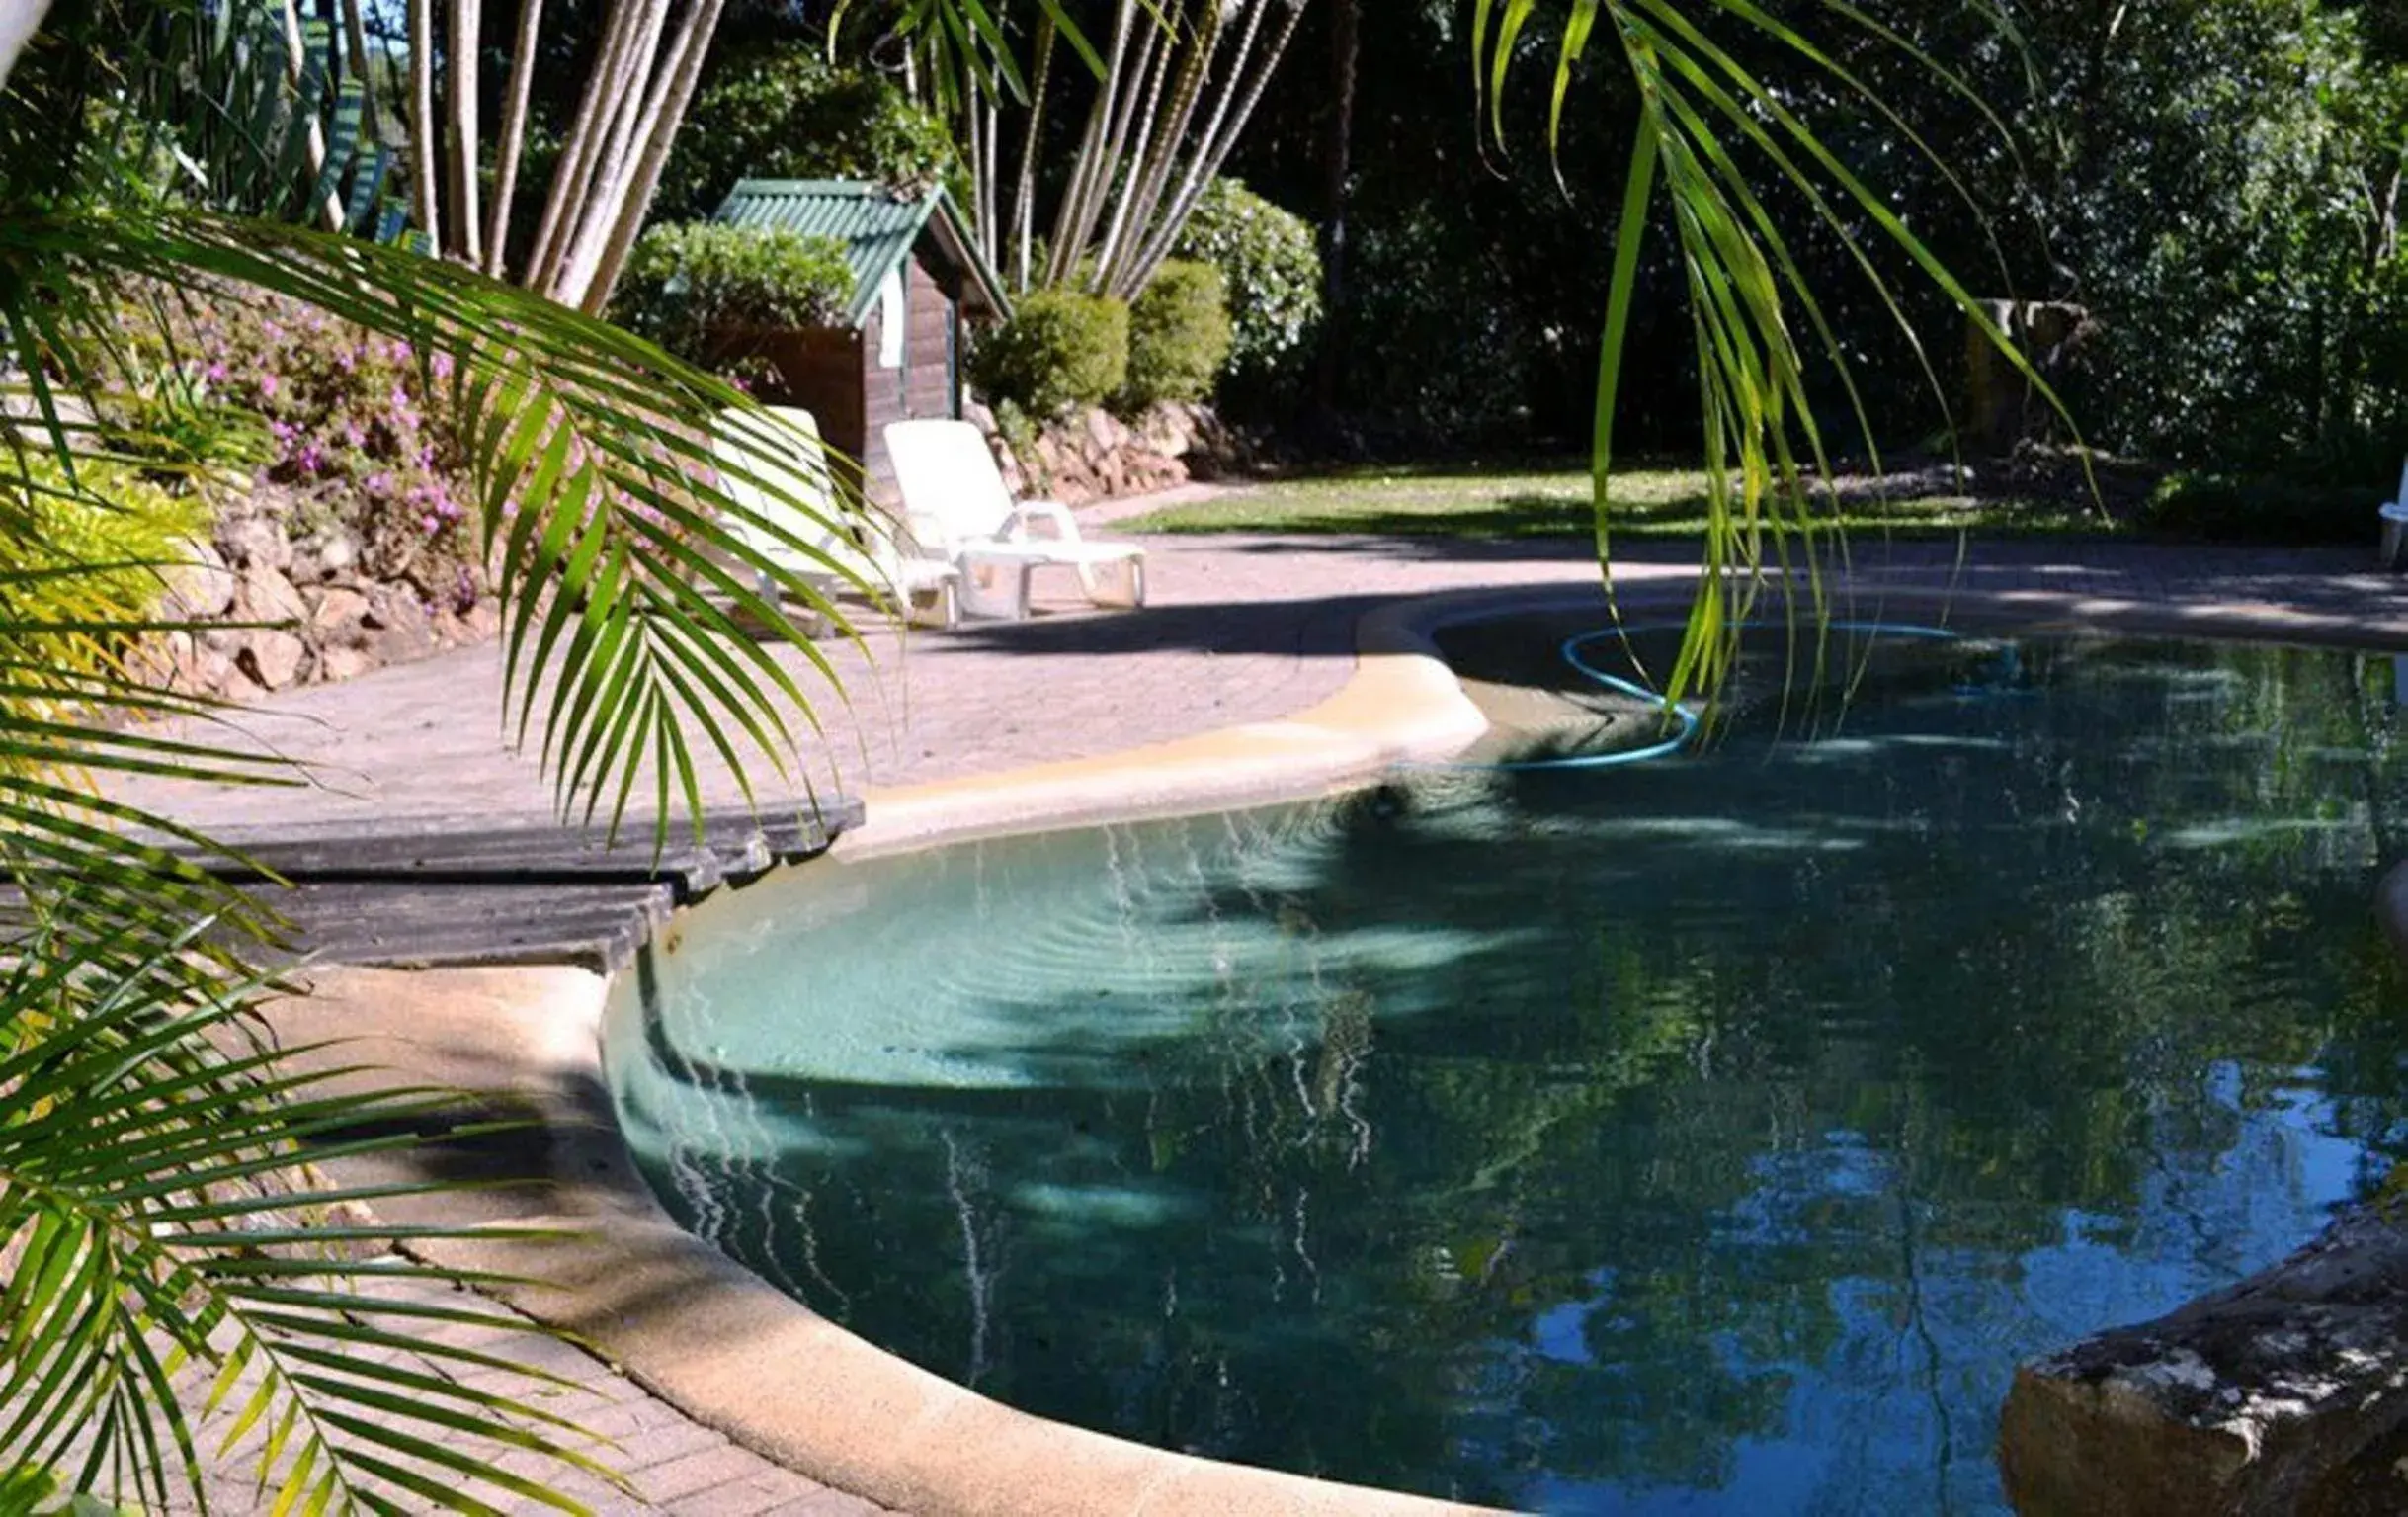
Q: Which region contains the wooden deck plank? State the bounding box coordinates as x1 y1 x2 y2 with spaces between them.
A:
20 801 863 973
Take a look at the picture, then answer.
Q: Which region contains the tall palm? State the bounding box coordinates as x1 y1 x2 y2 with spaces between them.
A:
0 5 880 1510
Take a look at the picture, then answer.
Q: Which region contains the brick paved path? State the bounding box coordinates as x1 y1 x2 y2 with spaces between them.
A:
128 1266 883 1517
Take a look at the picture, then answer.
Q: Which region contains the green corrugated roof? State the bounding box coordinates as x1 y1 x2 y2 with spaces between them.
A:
711 179 1012 327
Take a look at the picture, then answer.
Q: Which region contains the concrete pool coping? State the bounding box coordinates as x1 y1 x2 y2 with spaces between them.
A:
289 571 2408 1516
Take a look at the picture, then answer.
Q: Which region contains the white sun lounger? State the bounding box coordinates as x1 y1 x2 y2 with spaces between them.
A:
883 418 1146 620
2381 456 2408 571
714 406 959 628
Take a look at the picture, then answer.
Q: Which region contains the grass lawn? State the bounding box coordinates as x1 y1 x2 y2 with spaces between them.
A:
1119 464 2125 539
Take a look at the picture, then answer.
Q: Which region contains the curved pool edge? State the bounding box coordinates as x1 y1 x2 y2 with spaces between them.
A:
286 577 2408 1517
833 591 1497 859
267 964 1500 1517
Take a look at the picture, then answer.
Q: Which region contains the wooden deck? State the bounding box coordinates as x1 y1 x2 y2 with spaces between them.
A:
141 801 863 973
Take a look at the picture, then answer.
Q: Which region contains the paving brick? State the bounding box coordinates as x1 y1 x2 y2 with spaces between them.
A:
609 1419 728 1474
660 1473 810 1516
634 1443 788 1504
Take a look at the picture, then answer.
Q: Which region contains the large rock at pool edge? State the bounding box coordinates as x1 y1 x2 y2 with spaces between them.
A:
1998 1200 2408 1515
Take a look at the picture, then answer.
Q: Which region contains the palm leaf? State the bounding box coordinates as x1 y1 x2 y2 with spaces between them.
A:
1484 0 2078 704
0 918 626 1513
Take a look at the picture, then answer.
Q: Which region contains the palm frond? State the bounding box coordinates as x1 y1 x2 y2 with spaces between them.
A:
1485 0 2077 703
0 917 625 1513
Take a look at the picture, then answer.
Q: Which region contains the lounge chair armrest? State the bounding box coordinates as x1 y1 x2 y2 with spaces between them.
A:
903 509 961 556
1002 499 1082 542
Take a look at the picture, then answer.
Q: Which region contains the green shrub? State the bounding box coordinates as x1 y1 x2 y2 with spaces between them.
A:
1171 178 1322 377
2140 470 2382 545
656 45 963 222
1121 261 1232 410
5 452 208 711
612 223 855 366
970 291 1130 419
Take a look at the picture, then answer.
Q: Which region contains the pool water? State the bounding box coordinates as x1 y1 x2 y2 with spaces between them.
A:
609 632 2408 1513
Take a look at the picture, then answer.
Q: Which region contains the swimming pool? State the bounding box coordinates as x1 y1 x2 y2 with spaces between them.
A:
607 629 2408 1513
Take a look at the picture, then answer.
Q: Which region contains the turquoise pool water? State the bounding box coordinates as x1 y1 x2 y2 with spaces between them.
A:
608 632 2408 1513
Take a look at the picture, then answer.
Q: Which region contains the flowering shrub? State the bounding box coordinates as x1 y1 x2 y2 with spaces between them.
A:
108 284 481 608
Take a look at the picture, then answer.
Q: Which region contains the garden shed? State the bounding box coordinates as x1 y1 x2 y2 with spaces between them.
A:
712 179 1011 500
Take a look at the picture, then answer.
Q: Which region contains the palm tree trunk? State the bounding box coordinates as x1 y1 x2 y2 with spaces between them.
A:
1049 0 1145 285
1126 0 1307 293
446 0 483 264
537 0 669 296
483 0 543 274
1102 0 1222 295
523 0 644 287
577 0 731 311
280 0 346 230
1077 9 1173 289
1313 0 1355 412
338 0 378 139
1008 12 1056 292
408 0 441 249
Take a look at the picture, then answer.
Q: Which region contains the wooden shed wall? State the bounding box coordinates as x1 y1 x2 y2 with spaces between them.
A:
859 249 962 502
745 328 870 499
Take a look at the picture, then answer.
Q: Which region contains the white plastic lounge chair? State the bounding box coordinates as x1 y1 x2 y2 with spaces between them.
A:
2381 456 2408 571
883 418 1146 620
713 406 959 629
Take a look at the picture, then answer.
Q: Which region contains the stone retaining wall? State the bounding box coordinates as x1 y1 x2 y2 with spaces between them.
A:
970 399 1246 507
141 485 497 702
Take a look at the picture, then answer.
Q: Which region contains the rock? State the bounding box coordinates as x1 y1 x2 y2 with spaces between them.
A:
217 510 293 573
363 585 437 665
433 598 501 647
233 566 307 629
161 537 236 620
317 644 375 683
1998 1201 2408 1516
1084 407 1129 454
236 630 307 690
181 637 234 696
963 398 998 436
290 526 361 585
308 586 374 647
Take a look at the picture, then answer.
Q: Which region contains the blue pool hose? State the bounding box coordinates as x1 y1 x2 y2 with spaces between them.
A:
1449 619 1985 774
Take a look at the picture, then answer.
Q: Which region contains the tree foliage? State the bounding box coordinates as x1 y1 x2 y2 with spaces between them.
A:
1171 176 1323 380
1220 0 2408 490
653 43 964 223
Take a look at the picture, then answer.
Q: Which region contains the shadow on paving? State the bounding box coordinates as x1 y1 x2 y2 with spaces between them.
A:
931 591 1407 658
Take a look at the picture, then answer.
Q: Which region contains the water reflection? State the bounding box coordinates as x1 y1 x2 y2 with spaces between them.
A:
609 636 2408 1514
